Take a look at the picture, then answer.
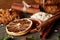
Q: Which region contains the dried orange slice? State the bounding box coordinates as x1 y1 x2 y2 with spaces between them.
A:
6 18 32 36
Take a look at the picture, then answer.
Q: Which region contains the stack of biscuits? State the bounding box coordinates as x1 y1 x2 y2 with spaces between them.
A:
36 0 60 14
0 9 20 24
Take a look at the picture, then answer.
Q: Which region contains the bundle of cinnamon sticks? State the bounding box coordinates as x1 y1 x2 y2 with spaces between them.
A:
11 3 40 14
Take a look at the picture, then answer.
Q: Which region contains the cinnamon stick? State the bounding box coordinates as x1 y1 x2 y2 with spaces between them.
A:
40 23 54 40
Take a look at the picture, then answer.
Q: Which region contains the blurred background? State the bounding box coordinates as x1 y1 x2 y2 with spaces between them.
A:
0 0 37 9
